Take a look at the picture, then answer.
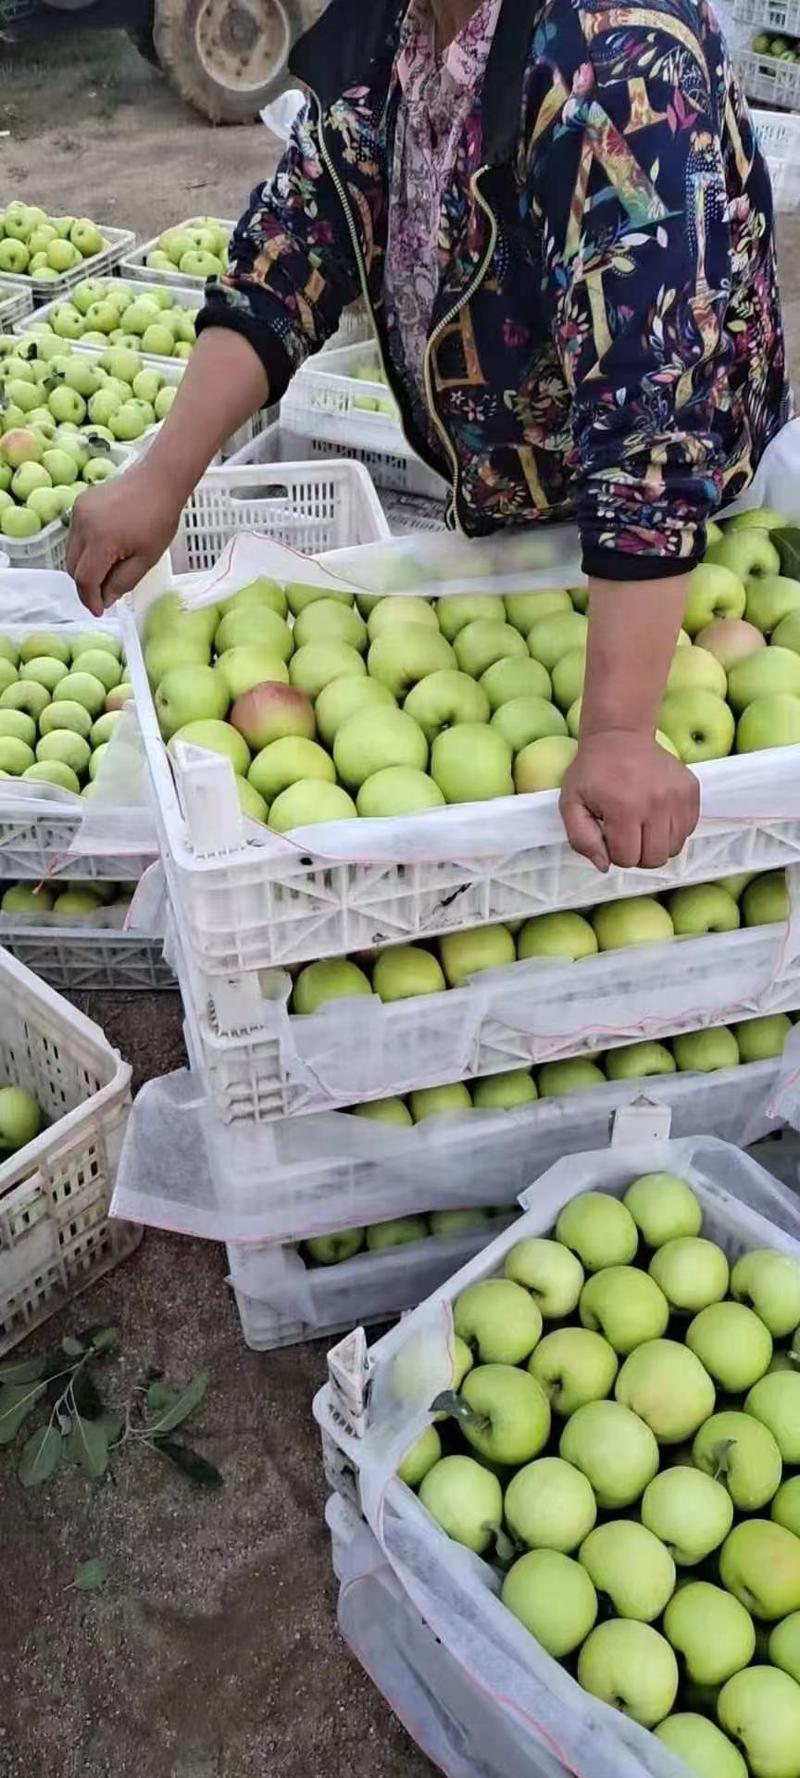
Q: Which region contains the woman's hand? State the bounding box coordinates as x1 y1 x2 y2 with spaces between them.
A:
560 729 700 872
67 461 183 615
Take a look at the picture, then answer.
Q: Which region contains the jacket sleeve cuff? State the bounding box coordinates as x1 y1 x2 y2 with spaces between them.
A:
581 537 705 581
195 295 297 407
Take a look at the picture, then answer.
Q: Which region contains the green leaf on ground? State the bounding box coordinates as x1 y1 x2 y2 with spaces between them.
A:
61 1336 84 1359
146 1372 208 1436
0 1356 47 1385
74 1558 108 1593
18 1425 64 1486
0 1380 47 1445
66 1415 109 1479
156 1438 223 1488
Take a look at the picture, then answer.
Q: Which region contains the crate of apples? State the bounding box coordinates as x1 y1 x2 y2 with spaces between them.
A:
24 277 198 363
0 629 130 796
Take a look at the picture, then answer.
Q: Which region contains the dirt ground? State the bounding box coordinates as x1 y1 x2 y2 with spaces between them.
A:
2 27 800 1778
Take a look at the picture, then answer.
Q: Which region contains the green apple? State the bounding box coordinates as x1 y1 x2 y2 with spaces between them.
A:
708 528 780 582
577 1619 678 1725
104 683 134 714
743 871 789 925
304 1228 364 1265
592 895 674 950
366 1216 429 1251
737 694 800 752
774 1478 800 1538
527 610 587 671
214 647 289 701
490 695 567 752
353 1097 413 1127
292 957 371 1015
454 1278 542 1364
23 760 80 793
605 1040 677 1080
0 736 34 774
70 648 121 693
0 681 48 722
530 1327 617 1416
418 1454 502 1552
578 1518 675 1620
333 706 427 788
504 1237 584 1317
268 780 357 832
770 1613 800 1685
684 562 747 634
472 1068 538 1112
168 720 249 775
658 688 735 761
720 1521 800 1619
579 1266 669 1354
454 1362 550 1465
217 576 287 621
36 730 90 777
479 655 551 708
773 610 800 652
0 1084 41 1150
719 1666 800 1778
559 1399 658 1506
555 1192 638 1271
550 648 586 712
0 636 19 668
369 944 444 1002
643 1467 734 1564
693 1409 782 1510
672 1026 740 1072
430 723 513 802
0 710 35 747
1 883 53 914
403 669 490 740
654 1713 747 1778
292 598 367 653
368 626 456 696
687 1301 772 1391
623 1172 702 1246
435 595 505 641
734 1014 792 1062
453 619 527 679
649 1235 729 1311
234 774 267 823
745 575 800 636
746 1371 800 1463
397 1425 441 1488
725 507 787 532
409 1081 473 1121
732 1250 800 1337
11 461 52 502
155 665 228 739
516 910 597 960
428 1209 490 1236
19 655 68 694
0 662 18 702
0 430 44 471
513 734 577 791
315 675 396 746
53 887 105 915
668 880 739 934
218 609 294 662
357 766 445 816
615 1338 716 1442
438 924 515 987
144 592 218 647
289 641 366 701
53 671 106 719
537 1057 606 1095
286 581 353 617
366 600 440 638
229 683 315 752
667 646 728 697
696 616 766 669
728 647 800 711
248 737 335 804
504 1455 596 1552
90 712 120 749
502 1548 597 1656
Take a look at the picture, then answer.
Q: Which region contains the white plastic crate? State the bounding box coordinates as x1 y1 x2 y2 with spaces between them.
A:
0 443 132 573
0 944 137 1354
0 226 137 305
753 108 800 209
172 455 388 574
0 920 173 992
16 278 200 370
0 286 33 330
737 43 800 105
118 219 235 290
313 1135 800 1778
282 340 447 500
734 0 800 35
320 299 374 353
170 866 800 1119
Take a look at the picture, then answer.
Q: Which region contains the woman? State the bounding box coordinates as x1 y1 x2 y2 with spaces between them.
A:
67 0 789 871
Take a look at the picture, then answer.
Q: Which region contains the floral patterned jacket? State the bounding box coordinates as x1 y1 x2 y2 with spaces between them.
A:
198 0 789 578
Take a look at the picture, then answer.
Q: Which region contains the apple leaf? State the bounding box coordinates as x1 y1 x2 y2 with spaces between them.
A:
0 1355 47 1386
66 1415 110 1480
18 1425 64 1487
0 1380 47 1445
62 1336 85 1359
710 1437 737 1481
73 1558 108 1593
145 1371 208 1437
773 528 800 579
429 1390 490 1434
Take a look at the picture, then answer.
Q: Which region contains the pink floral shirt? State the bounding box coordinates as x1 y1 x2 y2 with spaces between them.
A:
383 0 502 449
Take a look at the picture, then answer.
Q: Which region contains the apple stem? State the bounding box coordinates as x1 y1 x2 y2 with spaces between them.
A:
710 1438 737 1481
429 1389 490 1434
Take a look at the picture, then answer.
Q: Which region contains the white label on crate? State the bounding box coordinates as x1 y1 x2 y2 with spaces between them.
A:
611 1100 673 1145
327 1327 372 1437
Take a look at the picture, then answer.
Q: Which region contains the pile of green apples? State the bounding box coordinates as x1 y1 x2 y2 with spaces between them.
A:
282 870 788 1018
302 1204 501 1267
0 416 118 541
753 31 799 59
398 1175 800 1778
142 509 800 839
142 217 231 280
0 629 131 796
0 878 134 921
0 205 109 283
1 331 178 459
24 277 198 361
352 360 399 418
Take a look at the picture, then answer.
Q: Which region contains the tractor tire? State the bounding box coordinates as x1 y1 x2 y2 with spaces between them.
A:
153 0 299 123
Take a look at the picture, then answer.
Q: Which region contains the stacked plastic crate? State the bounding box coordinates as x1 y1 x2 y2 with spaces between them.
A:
730 0 800 206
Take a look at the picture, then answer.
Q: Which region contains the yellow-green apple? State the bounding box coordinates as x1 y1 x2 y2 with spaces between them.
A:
517 910 597 960
431 722 513 801
734 1014 792 1061
654 1713 747 1778
438 923 515 986
472 1069 538 1109
372 944 445 1001
720 1520 800 1619
248 737 335 803
357 766 445 815
2 883 53 914
643 1469 734 1565
728 647 800 710
0 710 35 747
683 562 747 634
649 1235 729 1311
155 664 228 738
773 611 800 652
1 682 50 721
366 1216 429 1250
663 1579 754 1684
144 594 219 646
503 1548 598 1656
409 1081 472 1121
0 429 43 470
168 720 250 775
397 1425 441 1487
687 1301 772 1391
707 530 780 583
304 1227 364 1264
490 695 567 751
504 590 572 632
352 1097 413 1127
696 617 766 668
479 655 551 707
592 895 674 950
737 694 800 752
658 688 735 761
19 655 68 694
366 597 438 639
672 1026 740 1071
745 1371 800 1462
454 1278 543 1363
504 1236 584 1316
143 632 210 686
215 647 289 701
718 1665 800 1778
579 1266 669 1354
555 1192 638 1270
293 598 367 652
315 674 396 746
286 581 354 616
454 1362 551 1465
0 736 33 775
743 871 789 925
292 956 372 1014
771 1614 800 1688
746 576 800 636
732 1250 800 1336
217 575 287 620
36 730 90 776
105 683 133 714
773 1478 800 1537
418 1453 502 1554
290 641 366 700
616 1338 716 1441
605 1041 677 1080
215 605 292 662
527 610 588 670
514 734 577 791
578 1619 678 1724
551 648 586 711
230 683 315 751
537 1057 606 1095
726 507 787 532
429 1209 491 1236
693 1409 783 1510
367 626 455 696
334 706 427 788
24 760 80 793
453 619 527 678
504 1454 596 1552
403 668 490 739
71 648 121 693
578 1518 676 1620
667 647 728 698
0 1084 41 1150
234 775 267 822
530 1327 618 1416
623 1172 702 1246
668 881 739 933
436 594 504 641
